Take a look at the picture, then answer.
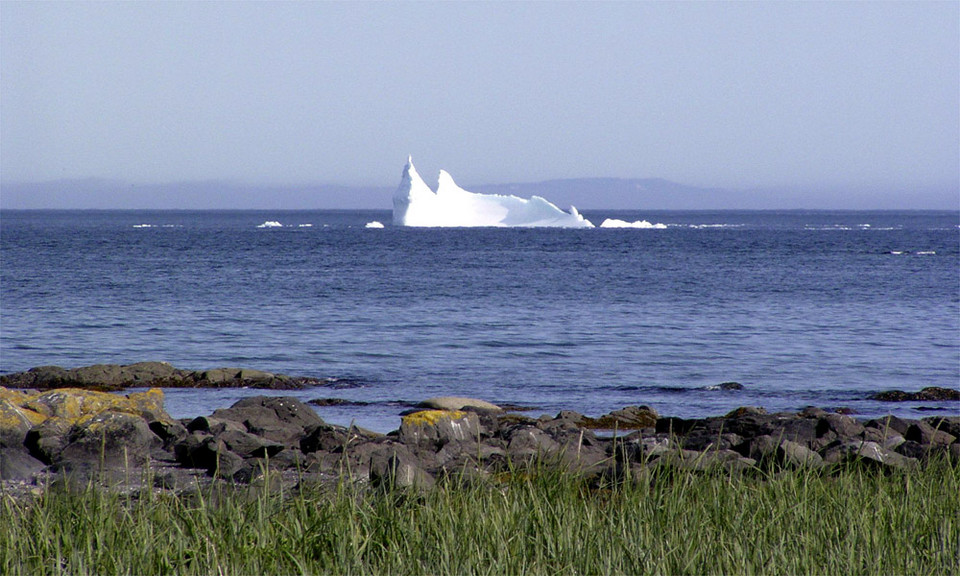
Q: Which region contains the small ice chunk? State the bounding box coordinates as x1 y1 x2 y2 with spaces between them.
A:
365 221 385 228
600 218 667 229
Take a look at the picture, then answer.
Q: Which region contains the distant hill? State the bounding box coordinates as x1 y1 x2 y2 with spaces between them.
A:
2 177 956 210
472 178 740 210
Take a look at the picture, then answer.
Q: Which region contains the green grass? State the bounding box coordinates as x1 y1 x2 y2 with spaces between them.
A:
1 458 958 575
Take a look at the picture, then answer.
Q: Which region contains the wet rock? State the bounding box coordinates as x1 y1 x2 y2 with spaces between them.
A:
869 387 960 402
308 398 369 407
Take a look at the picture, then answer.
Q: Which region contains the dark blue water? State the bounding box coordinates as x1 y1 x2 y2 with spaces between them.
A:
2 209 958 432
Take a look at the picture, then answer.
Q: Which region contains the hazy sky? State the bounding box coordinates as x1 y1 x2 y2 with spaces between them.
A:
1 1 958 206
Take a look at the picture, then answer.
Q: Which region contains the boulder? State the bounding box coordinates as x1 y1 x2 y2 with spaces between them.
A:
0 397 44 448
369 444 435 490
815 413 865 440
904 422 956 447
0 448 46 481
580 406 659 430
399 410 480 450
921 416 960 439
824 441 917 470
418 397 502 412
865 415 913 436
210 396 324 446
218 429 285 459
24 417 73 463
58 410 160 468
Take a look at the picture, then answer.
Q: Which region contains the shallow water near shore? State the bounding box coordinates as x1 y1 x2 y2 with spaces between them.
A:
2 209 958 432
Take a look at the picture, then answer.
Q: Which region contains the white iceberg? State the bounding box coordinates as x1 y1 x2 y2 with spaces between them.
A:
599 218 667 229
392 157 593 228
257 221 283 228
365 221 385 228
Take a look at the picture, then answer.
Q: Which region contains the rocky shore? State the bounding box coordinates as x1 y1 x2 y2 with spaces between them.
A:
2 372 958 495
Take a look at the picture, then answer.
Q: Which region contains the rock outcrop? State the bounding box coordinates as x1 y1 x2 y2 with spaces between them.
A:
0 363 325 391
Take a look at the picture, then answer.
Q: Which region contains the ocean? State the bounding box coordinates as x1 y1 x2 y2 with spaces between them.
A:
1 209 957 432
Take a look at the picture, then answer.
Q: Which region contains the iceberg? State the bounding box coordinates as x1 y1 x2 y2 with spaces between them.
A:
392 157 593 228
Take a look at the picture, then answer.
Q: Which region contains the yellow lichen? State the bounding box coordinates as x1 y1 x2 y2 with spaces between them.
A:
0 386 167 428
401 409 466 427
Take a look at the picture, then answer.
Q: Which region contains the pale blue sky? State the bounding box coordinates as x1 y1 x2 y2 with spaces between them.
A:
1 1 957 208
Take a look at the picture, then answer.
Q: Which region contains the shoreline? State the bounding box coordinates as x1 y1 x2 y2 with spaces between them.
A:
2 370 958 496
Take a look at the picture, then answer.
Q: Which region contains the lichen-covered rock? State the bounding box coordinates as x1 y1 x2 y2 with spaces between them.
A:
58 410 160 468
399 410 480 450
0 397 44 448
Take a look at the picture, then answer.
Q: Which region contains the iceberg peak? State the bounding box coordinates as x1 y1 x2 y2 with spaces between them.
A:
392 158 593 228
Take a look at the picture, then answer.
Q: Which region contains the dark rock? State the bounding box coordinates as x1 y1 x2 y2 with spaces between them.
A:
0 448 46 480
865 415 913 436
148 418 189 448
893 440 929 460
706 382 744 391
368 444 435 490
505 426 562 460
816 414 865 440
922 416 960 439
218 429 285 458
58 410 159 468
185 416 245 435
905 422 956 447
869 387 960 402
580 406 659 430
24 418 73 464
655 417 699 436
211 396 325 446
724 406 767 418
0 362 184 390
824 441 917 469
308 398 369 407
